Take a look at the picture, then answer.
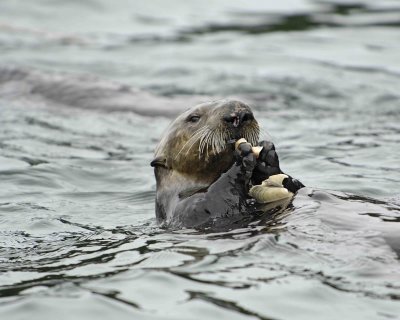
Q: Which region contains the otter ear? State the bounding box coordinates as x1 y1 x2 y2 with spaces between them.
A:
150 156 167 168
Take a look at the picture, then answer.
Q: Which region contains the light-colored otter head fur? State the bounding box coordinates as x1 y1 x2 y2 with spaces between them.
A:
151 99 260 221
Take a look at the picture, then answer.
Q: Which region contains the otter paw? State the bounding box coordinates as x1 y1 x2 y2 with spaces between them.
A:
257 141 279 168
250 141 280 185
235 139 253 157
234 144 256 178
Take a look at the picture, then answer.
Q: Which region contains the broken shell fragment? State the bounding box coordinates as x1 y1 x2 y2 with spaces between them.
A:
251 146 263 157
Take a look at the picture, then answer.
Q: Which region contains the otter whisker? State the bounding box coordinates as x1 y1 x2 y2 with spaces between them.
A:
202 127 224 159
198 126 212 159
186 127 209 157
219 129 228 153
212 130 220 155
204 129 214 159
211 131 217 154
175 126 208 160
198 134 205 158
210 130 219 156
196 126 228 160
198 129 205 154
202 130 209 158
250 129 259 145
243 124 260 146
213 129 220 155
176 121 260 163
204 131 212 159
181 129 205 155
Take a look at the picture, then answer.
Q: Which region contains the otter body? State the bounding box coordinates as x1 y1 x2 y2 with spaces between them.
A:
151 100 303 229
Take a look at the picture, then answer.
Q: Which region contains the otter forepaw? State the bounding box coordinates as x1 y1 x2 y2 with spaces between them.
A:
251 141 282 185
257 141 279 168
235 140 253 157
234 142 257 179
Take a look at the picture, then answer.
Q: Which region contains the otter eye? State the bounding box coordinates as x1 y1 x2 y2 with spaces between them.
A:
188 115 200 123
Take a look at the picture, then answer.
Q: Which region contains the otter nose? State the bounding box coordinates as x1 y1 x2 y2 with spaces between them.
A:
223 111 254 128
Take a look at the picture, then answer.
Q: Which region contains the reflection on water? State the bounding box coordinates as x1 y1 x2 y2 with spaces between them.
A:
0 0 400 319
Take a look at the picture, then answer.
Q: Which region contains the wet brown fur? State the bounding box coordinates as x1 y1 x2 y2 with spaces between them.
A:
154 100 259 183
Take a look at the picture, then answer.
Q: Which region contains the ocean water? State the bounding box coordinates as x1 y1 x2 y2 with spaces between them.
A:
0 0 399 319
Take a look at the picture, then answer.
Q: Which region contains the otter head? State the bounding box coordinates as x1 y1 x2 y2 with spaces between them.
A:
151 100 260 185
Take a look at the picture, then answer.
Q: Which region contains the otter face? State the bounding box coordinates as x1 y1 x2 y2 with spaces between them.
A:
152 100 260 181
182 100 259 147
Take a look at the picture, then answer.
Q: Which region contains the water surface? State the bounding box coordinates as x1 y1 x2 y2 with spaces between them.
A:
0 0 400 319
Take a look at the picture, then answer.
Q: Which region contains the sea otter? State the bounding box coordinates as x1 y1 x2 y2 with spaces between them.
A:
151 100 304 229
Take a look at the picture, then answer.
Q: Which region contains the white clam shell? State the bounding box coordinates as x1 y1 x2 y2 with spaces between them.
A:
249 174 293 203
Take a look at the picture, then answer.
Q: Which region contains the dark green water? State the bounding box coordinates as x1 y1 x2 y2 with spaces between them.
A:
0 1 399 319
